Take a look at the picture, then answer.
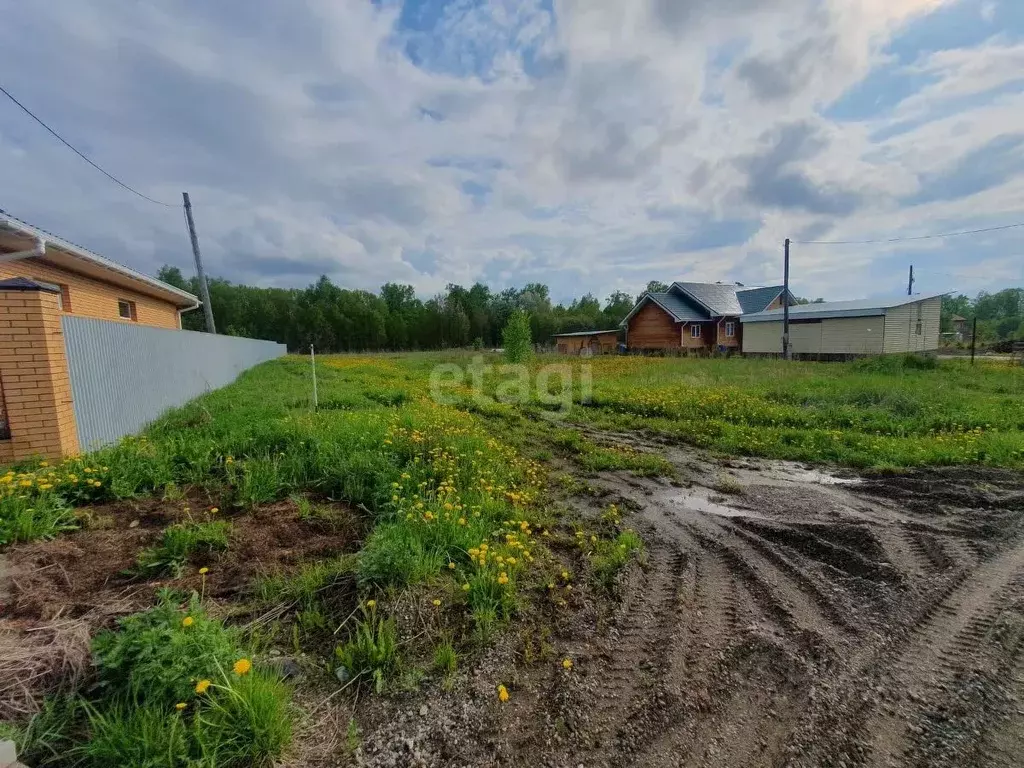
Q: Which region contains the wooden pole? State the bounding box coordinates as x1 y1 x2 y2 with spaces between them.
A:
182 192 216 334
783 238 791 360
907 265 914 296
970 317 977 364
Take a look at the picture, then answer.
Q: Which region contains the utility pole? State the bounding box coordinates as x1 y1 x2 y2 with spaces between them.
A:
783 238 791 360
970 317 977 365
182 192 216 334
907 265 914 296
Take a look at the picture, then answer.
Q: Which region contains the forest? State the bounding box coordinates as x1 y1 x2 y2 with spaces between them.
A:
157 267 1022 353
158 266 637 352
941 289 1024 344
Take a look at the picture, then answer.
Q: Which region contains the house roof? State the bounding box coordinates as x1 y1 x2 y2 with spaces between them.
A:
672 282 744 316
0 209 200 309
553 329 619 338
737 285 785 314
741 293 947 323
619 291 709 326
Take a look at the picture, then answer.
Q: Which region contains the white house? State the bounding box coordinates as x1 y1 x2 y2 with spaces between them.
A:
741 293 944 359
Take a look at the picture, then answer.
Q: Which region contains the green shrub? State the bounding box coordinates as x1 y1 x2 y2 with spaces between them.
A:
334 604 399 693
135 522 230 576
502 310 533 364
86 594 294 767
92 593 239 707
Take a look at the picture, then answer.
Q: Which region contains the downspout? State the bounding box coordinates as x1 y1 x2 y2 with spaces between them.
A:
0 237 46 263
178 302 202 330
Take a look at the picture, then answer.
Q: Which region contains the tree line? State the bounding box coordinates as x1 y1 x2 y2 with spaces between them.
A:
941 289 1024 344
157 267 637 352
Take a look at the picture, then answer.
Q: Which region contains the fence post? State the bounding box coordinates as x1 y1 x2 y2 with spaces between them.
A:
310 345 318 411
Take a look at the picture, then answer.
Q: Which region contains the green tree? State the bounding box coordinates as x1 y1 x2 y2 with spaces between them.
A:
502 310 533 364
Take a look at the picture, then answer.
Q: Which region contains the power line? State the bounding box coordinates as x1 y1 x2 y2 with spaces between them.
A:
792 221 1024 245
0 82 178 208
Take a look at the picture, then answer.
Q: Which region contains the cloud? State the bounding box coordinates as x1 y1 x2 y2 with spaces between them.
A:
736 122 865 215
0 0 1020 305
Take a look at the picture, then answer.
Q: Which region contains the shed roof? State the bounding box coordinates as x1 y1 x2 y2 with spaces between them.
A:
741 293 947 323
553 329 619 338
0 209 199 309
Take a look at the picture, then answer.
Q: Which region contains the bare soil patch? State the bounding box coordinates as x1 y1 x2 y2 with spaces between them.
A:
0 496 362 716
340 434 1024 768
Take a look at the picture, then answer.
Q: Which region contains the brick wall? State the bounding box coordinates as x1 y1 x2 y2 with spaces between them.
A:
0 287 80 461
0 257 180 329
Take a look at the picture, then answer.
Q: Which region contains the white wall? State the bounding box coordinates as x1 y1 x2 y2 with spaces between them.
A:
742 316 883 355
883 297 941 353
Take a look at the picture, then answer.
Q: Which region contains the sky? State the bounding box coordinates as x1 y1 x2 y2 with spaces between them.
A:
0 0 1022 305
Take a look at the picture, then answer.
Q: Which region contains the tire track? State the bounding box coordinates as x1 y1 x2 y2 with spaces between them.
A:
862 543 1024 766
588 541 687 754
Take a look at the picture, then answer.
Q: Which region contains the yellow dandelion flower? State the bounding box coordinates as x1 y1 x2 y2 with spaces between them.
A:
498 573 509 585
199 567 209 575
432 599 442 607
497 684 509 702
175 702 187 711
366 599 376 608
448 562 456 570
233 658 252 676
181 616 195 628
462 583 470 591
561 571 570 580
195 679 211 694
210 507 219 514
562 658 573 670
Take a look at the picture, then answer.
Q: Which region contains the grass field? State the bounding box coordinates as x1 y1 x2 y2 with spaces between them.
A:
1 351 1022 765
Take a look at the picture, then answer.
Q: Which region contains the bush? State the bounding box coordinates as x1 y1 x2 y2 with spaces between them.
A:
92 593 239 707
86 593 293 767
334 604 399 693
502 310 533 364
135 522 230 576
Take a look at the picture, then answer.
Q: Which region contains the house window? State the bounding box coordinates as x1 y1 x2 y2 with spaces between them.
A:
690 324 702 339
915 320 922 335
725 321 735 338
118 299 137 321
33 279 70 311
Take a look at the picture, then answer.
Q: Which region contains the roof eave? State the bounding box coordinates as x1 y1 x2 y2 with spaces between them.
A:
0 212 200 308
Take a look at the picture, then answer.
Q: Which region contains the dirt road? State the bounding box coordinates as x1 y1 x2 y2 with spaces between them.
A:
356 433 1024 768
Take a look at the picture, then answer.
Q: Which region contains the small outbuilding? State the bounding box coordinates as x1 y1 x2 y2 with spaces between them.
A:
741 293 944 359
553 330 619 356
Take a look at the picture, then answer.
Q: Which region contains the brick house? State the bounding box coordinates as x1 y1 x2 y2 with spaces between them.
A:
0 211 200 461
621 282 791 352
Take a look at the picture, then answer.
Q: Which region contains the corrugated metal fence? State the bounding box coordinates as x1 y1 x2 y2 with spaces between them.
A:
62 316 286 450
